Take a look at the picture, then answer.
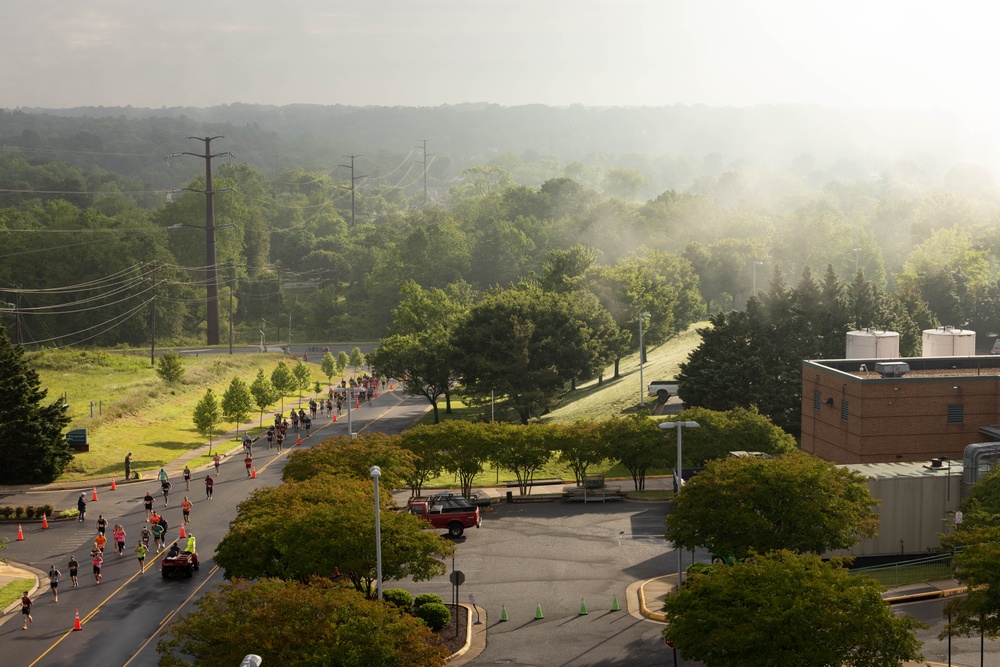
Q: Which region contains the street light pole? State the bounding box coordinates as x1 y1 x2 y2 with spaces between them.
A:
370 465 384 600
639 313 651 407
660 420 700 587
752 261 763 294
853 247 861 274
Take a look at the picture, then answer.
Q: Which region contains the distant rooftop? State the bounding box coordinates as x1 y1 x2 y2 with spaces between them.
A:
842 460 964 480
807 356 1000 380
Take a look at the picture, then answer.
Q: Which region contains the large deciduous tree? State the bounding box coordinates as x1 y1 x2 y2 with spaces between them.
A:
220 376 252 436
282 433 415 491
215 475 453 598
599 415 667 491
156 578 448 667
662 551 924 667
488 422 553 495
249 368 279 427
666 451 879 559
0 327 73 483
666 406 798 466
269 361 295 412
192 388 222 453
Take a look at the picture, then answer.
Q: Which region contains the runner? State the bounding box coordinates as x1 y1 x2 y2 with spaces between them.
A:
304 415 311 437
157 467 168 484
183 464 191 491
20 592 32 630
150 510 161 527
161 477 172 506
245 454 253 478
159 515 169 546
181 496 192 524
140 524 152 550
135 541 148 573
243 432 253 455
213 453 222 476
48 565 60 602
68 556 79 588
150 520 165 552
93 551 103 584
96 514 107 536
94 532 107 554
291 410 299 432
144 490 154 521
113 524 126 556
205 474 214 500
276 430 284 452
266 426 275 449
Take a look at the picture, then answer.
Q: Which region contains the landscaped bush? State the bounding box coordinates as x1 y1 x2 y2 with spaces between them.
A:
14 506 25 519
24 506 35 519
39 504 54 518
0 506 13 519
413 593 444 609
382 588 413 609
415 602 450 630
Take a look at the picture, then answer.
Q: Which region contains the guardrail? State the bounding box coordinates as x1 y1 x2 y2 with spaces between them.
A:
849 552 956 588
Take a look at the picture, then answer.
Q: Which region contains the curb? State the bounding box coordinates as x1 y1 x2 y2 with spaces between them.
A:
637 578 667 622
0 562 46 624
884 586 967 604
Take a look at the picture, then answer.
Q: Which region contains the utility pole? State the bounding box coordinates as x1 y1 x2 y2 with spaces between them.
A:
150 261 158 367
169 136 232 346
228 261 235 355
339 155 365 226
13 287 21 345
416 139 433 204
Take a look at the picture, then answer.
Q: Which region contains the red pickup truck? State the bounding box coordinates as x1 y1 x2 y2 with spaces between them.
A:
407 494 482 537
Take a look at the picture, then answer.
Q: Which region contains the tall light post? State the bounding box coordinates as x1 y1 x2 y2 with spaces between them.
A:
660 420 700 587
370 465 384 600
751 260 763 294
638 313 651 407
260 318 266 352
853 247 862 274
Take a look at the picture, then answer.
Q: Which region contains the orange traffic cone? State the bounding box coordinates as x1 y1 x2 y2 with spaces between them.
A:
332 414 337 422
179 524 187 539
389 382 394 390
111 477 116 491
16 524 23 541
92 486 98 501
42 513 49 529
373 391 378 399
251 467 257 479
73 608 82 631
355 398 360 409
296 435 301 446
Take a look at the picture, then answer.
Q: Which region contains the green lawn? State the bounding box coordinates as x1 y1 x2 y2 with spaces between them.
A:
32 349 334 481
0 578 35 610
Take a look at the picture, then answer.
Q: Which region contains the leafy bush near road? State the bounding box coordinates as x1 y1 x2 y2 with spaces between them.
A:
415 601 451 631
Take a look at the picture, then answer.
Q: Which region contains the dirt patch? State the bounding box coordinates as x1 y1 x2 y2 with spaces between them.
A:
434 603 470 657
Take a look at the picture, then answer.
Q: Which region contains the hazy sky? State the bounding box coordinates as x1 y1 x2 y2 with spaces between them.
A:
4 0 1000 114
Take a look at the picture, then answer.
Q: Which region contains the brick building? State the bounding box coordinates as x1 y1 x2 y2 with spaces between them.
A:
801 356 1000 464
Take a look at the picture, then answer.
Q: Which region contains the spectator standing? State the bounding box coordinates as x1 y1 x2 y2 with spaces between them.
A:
77 493 87 522
124 452 132 480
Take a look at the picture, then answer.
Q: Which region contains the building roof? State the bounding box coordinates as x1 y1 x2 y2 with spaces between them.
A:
806 356 1000 381
841 460 964 480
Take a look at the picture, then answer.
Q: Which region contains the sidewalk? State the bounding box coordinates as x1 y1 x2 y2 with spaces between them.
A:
0 562 46 627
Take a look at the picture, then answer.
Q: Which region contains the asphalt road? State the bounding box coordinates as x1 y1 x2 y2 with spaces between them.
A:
896 597 1000 666
0 390 431 667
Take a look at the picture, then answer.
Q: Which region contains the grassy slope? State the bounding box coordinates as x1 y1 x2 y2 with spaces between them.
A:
33 350 328 481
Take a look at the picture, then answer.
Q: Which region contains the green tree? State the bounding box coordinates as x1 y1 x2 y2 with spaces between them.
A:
662 551 924 667
336 351 349 378
667 406 798 466
554 421 609 487
489 422 553 496
214 475 453 598
220 376 253 436
292 360 311 400
249 368 279 427
270 361 295 412
282 433 415 491
155 350 184 384
156 578 448 667
369 332 452 423
0 327 73 484
320 350 336 385
599 415 666 490
398 425 449 497
424 421 494 499
349 347 366 373
666 452 879 560
941 523 1000 641
192 388 222 453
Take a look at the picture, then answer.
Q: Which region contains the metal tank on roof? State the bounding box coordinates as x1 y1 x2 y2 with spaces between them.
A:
845 329 900 360
922 326 976 357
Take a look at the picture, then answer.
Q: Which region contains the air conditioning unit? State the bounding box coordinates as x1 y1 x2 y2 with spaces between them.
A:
875 362 909 378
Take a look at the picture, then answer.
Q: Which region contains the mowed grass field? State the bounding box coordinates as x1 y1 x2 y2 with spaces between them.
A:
32 349 329 482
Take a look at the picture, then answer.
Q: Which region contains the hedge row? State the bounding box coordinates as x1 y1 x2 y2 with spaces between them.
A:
0 504 56 519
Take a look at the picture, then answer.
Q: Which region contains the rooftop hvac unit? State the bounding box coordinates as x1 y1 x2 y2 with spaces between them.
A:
875 361 909 378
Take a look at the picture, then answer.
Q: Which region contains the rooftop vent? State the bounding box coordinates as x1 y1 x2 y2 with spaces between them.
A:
875 361 909 378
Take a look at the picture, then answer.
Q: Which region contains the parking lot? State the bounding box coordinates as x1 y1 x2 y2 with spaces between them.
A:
405 500 689 666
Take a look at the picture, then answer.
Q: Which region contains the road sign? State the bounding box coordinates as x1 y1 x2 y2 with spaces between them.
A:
450 570 466 586
665 638 675 648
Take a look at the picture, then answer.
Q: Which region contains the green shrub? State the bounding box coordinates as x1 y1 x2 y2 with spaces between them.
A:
0 506 13 519
382 588 413 609
60 509 79 519
413 593 444 609
24 506 35 519
39 504 54 517
14 506 25 519
415 602 450 631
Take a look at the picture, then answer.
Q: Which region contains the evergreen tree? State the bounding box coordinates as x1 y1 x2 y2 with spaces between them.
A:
155 350 184 384
0 327 73 483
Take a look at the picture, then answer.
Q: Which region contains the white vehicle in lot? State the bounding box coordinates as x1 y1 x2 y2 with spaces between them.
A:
647 380 679 400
